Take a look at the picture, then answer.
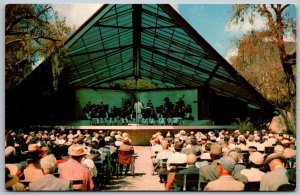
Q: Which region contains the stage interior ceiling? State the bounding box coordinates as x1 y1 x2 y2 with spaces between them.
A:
63 4 274 112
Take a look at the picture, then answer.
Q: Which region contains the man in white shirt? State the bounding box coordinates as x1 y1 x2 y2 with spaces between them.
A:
134 99 144 123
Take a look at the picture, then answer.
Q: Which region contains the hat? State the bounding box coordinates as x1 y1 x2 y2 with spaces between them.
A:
268 133 274 137
210 143 222 155
180 130 186 135
254 136 260 142
234 129 240 134
115 134 122 140
50 135 56 141
248 146 257 151
290 137 296 143
110 131 116 137
57 139 66 145
283 134 289 139
238 135 245 142
201 134 207 140
274 145 284 153
216 156 236 172
187 154 197 164
5 164 19 175
210 136 217 141
249 151 265 165
284 148 296 159
105 136 111 142
174 142 183 150
5 146 16 158
222 147 230 155
208 131 214 137
123 137 131 144
281 139 290 145
192 147 202 158
190 131 194 135
219 134 225 139
69 145 87 156
27 144 40 153
166 131 171 137
228 150 240 163
264 153 286 165
263 135 269 140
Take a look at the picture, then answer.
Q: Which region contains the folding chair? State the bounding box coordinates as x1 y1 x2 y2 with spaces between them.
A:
68 180 83 191
175 173 199 191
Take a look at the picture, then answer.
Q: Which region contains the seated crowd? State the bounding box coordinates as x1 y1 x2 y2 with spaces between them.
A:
149 129 296 191
5 129 135 191
82 96 193 126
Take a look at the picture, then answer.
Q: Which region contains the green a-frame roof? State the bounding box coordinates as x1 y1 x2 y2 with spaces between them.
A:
63 4 274 111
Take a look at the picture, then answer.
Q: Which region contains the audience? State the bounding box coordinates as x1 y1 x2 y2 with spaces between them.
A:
4 128 297 191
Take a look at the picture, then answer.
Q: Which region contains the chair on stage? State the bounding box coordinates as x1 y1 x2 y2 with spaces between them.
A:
149 118 155 125
158 118 166 125
141 118 148 125
171 117 182 125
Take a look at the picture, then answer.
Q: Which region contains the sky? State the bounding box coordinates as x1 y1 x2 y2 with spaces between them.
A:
52 3 296 62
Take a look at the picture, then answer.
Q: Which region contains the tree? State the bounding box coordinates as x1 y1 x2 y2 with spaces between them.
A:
119 79 166 89
5 4 72 90
230 31 290 106
227 4 296 132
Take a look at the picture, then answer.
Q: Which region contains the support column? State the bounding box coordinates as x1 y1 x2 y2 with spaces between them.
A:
197 86 213 120
132 4 142 80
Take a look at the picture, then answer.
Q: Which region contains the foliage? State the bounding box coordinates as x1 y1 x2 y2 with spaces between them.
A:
232 117 255 134
229 31 289 107
119 79 166 89
5 4 72 90
228 4 296 131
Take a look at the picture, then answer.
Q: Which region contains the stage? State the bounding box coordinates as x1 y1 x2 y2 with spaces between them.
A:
50 125 238 145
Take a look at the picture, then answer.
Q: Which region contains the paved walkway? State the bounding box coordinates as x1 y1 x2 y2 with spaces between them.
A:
104 146 166 191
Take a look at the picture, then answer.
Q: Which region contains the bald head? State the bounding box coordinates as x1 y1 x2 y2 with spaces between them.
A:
187 154 197 165
269 158 285 171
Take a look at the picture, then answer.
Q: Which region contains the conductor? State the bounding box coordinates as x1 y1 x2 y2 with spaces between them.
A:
134 99 144 123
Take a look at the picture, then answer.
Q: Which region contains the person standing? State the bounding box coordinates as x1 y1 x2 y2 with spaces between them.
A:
134 99 144 123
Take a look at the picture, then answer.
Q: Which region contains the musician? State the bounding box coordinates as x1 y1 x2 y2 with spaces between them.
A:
177 97 185 109
147 100 154 109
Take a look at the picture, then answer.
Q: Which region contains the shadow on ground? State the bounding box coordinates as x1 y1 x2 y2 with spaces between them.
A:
104 172 146 191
